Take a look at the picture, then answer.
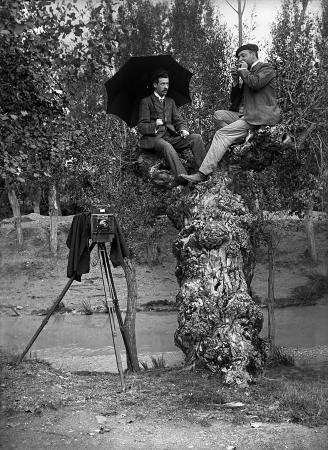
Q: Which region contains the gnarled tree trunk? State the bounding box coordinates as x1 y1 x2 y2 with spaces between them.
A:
139 125 291 384
170 172 265 385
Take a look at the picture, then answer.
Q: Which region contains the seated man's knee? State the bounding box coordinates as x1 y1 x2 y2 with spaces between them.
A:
155 140 174 156
214 111 226 129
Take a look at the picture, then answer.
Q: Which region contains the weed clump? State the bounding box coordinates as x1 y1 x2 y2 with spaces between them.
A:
280 381 328 425
81 299 93 315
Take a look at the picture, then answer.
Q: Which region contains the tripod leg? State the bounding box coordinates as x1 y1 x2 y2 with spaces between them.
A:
108 305 126 391
100 243 134 368
17 275 75 364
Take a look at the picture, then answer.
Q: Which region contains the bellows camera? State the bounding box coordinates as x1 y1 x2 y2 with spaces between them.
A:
91 206 115 242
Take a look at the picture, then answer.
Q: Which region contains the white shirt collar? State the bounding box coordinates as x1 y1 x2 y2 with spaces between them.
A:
251 60 260 69
154 91 165 101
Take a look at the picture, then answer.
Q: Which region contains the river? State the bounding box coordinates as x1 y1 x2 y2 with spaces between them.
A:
1 303 327 372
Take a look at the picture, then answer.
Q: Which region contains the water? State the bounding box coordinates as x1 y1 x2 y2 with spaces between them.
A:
1 304 327 372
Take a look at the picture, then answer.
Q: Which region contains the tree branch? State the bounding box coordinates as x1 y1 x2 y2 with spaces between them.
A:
224 0 238 14
242 0 247 15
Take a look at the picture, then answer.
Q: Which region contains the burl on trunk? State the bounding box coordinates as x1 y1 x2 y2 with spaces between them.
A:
172 172 266 385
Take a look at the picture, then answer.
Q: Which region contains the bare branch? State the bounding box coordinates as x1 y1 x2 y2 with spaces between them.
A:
241 0 247 15
224 0 238 14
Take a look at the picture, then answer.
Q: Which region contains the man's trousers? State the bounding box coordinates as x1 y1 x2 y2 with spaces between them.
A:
153 133 206 178
199 110 253 176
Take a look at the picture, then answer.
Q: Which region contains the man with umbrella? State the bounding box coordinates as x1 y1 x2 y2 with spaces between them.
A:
137 68 206 182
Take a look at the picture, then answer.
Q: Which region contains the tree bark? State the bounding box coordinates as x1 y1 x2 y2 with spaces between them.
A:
122 257 140 372
48 183 58 256
267 232 276 349
171 172 266 385
7 188 23 249
304 202 317 263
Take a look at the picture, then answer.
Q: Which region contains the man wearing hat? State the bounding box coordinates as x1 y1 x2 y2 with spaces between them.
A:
181 43 280 184
137 69 206 182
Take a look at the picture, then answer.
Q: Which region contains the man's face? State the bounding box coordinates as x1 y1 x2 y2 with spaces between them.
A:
237 50 256 68
153 77 169 97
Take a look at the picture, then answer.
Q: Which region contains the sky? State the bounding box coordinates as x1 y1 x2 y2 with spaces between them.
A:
215 0 322 44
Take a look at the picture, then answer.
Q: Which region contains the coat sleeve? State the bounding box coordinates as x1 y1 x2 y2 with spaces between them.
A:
137 98 157 136
171 99 188 132
238 63 276 91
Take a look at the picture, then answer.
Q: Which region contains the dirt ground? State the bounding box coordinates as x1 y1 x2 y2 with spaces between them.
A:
1 351 328 450
1 213 328 449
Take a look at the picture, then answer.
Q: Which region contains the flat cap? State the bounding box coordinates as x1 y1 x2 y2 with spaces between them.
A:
235 43 259 57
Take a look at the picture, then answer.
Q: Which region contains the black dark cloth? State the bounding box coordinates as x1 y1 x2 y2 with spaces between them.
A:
66 213 129 281
229 84 244 112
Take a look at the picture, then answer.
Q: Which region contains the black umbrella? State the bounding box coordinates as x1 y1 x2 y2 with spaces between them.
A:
105 55 193 127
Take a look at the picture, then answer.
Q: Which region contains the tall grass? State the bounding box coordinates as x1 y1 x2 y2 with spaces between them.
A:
280 381 328 425
140 355 167 370
80 299 93 315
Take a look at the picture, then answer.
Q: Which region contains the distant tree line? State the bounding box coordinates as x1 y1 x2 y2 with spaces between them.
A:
0 0 327 259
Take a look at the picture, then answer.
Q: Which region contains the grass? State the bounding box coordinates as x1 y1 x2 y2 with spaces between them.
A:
266 345 295 367
140 354 167 370
140 299 177 311
280 381 328 425
1 349 327 428
80 299 93 315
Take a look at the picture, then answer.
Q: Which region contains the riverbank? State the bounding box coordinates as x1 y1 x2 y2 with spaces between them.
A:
0 212 328 317
1 349 328 449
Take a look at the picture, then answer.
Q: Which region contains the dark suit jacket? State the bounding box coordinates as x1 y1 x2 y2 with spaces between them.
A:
230 62 280 126
137 94 188 149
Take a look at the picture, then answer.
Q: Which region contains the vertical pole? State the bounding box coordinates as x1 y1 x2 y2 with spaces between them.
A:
267 233 275 349
238 0 243 46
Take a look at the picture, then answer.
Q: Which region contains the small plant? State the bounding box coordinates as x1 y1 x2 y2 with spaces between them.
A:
150 355 166 369
266 345 295 367
101 298 109 313
140 361 149 370
140 355 166 370
81 299 93 315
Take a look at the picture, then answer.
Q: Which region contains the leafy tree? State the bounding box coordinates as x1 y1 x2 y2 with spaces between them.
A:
168 0 233 143
0 0 71 247
268 0 326 262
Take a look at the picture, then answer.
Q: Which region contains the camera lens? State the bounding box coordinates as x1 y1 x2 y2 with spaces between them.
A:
98 219 108 229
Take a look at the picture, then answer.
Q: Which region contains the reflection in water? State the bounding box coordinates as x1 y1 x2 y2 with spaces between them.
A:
1 304 327 372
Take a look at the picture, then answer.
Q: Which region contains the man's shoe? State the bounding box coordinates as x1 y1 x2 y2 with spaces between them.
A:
180 172 206 184
175 175 189 186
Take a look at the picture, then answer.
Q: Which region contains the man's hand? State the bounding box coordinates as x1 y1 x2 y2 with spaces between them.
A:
231 67 239 85
237 61 248 70
180 130 189 138
156 118 164 127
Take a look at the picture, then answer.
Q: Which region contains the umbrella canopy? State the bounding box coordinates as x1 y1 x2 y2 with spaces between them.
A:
105 55 193 127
